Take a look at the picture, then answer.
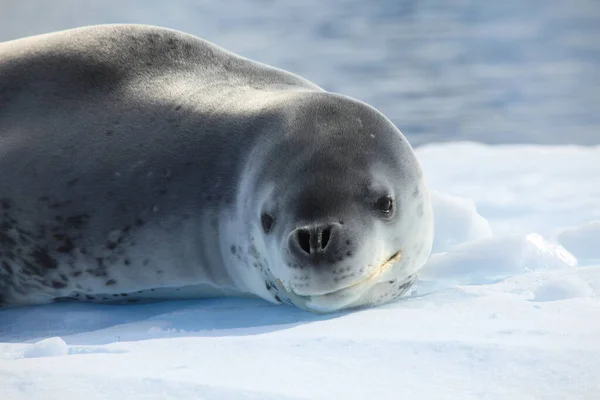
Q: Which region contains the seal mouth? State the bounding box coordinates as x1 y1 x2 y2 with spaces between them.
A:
280 250 403 301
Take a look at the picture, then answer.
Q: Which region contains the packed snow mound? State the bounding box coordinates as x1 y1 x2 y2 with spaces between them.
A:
431 190 493 252
22 337 68 358
1 143 599 400
418 233 577 292
531 276 595 302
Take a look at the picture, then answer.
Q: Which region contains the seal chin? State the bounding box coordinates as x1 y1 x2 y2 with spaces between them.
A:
282 251 404 313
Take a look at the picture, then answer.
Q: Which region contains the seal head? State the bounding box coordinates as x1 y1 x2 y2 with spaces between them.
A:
236 93 434 313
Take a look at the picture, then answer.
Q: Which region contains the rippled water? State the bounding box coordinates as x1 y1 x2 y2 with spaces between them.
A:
2 0 599 145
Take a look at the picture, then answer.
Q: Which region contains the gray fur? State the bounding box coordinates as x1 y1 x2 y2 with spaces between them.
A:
0 24 433 312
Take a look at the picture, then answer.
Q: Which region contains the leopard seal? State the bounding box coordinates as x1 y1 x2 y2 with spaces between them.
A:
0 24 434 313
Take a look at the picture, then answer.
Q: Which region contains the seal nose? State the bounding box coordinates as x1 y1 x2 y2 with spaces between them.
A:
289 223 336 260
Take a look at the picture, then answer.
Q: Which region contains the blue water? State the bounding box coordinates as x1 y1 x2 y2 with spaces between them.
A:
1 0 599 146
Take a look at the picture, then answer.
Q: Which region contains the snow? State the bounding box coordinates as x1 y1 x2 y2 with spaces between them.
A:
430 190 493 253
556 221 600 265
22 338 69 359
419 233 577 290
1 143 600 399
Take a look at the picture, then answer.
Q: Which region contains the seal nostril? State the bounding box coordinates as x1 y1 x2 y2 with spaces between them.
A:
320 226 331 250
297 229 311 254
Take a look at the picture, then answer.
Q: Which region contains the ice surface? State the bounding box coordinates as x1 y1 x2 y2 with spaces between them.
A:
1 143 599 399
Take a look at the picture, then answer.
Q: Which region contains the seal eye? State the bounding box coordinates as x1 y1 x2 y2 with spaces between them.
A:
261 213 275 233
375 195 393 214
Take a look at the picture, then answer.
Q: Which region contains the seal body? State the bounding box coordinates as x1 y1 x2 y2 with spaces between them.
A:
0 24 433 313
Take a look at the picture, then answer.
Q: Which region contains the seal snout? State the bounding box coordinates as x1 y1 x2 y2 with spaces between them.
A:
288 222 345 264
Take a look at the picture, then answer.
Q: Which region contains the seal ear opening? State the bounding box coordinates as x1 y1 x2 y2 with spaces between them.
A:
261 213 275 233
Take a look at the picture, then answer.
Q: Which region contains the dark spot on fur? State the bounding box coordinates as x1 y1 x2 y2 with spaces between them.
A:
66 214 90 229
87 269 108 278
124 258 131 266
230 245 236 254
105 279 117 286
21 260 39 275
412 187 420 197
49 200 72 209
106 241 117 250
159 189 167 195
71 271 82 277
56 237 75 253
274 294 281 302
0 231 17 247
105 130 114 136
2 261 14 275
31 248 58 269
0 198 10 210
135 218 145 227
399 281 412 290
86 295 94 300
66 178 79 187
51 280 67 289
